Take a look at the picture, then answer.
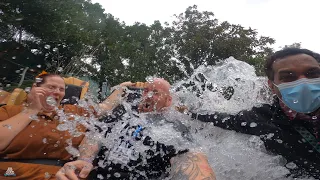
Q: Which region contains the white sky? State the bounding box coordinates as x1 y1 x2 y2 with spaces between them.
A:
93 0 320 53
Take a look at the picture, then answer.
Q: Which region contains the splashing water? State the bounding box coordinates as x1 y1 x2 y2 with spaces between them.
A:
173 57 273 114
46 96 57 106
60 57 315 180
23 57 314 180
145 76 154 83
169 57 315 180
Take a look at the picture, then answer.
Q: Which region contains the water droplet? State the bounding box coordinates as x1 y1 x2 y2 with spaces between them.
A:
286 162 297 169
72 131 82 137
288 110 293 113
114 172 121 177
71 96 79 102
147 91 154 98
61 99 69 103
16 18 23 21
54 144 58 147
65 146 80 157
46 96 57 106
31 125 35 128
214 115 218 119
36 78 43 83
52 48 58 52
52 129 56 132
57 67 63 72
12 56 16 59
293 99 298 103
250 122 257 127
43 138 47 144
241 122 247 126
44 152 47 155
15 70 20 73
29 134 33 137
44 45 51 49
97 174 104 179
24 87 31 93
276 139 283 143
29 115 39 121
266 133 274 139
2 124 12 129
145 76 154 83
37 64 42 68
312 116 317 120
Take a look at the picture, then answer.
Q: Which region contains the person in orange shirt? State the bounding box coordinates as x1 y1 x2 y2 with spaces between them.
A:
0 72 123 180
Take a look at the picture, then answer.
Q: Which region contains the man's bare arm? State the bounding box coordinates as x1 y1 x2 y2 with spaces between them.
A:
170 152 216 180
78 136 100 161
98 82 135 115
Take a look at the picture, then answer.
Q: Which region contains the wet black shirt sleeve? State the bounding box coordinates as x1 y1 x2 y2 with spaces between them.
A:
191 104 276 136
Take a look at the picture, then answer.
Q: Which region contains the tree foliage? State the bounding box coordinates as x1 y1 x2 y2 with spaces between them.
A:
1 2 278 89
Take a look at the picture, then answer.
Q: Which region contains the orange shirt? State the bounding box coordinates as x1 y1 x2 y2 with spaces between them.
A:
0 104 92 180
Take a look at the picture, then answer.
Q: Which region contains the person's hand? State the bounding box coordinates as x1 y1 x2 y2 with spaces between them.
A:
26 87 50 112
27 87 56 112
117 81 146 90
55 160 93 180
134 82 146 88
119 81 136 87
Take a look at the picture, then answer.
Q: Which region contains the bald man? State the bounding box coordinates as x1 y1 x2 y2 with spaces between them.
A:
56 79 215 180
138 78 172 112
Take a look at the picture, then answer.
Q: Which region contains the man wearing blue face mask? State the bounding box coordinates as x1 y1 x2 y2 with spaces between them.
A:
182 48 320 179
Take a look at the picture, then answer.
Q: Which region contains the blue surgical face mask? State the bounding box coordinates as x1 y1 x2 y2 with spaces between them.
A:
274 78 320 113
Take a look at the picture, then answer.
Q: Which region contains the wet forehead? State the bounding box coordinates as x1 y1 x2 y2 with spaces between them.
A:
44 76 65 88
145 80 170 93
273 54 319 72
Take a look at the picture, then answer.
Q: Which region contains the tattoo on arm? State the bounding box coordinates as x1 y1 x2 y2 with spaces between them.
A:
171 153 216 180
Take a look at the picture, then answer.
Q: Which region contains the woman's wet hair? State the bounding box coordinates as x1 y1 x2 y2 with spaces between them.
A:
35 73 64 87
264 48 320 81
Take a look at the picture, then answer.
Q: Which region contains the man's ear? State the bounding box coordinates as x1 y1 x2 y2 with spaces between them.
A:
166 96 172 107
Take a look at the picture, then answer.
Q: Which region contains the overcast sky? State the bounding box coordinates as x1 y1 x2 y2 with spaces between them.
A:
93 0 320 53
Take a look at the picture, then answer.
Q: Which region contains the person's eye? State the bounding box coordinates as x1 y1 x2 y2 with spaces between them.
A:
306 70 320 78
279 74 296 82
